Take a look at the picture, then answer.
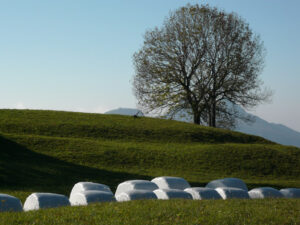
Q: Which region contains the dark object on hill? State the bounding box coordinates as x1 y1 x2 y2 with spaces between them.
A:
133 111 144 118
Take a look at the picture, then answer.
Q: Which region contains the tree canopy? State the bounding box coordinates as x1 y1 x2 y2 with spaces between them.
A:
133 4 271 127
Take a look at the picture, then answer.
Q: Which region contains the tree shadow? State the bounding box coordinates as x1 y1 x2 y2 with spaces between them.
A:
0 135 151 194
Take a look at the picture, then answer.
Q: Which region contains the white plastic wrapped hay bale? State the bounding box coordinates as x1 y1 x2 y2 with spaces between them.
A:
70 190 115 206
115 180 158 196
184 187 222 200
0 194 23 212
115 190 157 202
280 188 300 198
70 182 112 199
215 187 250 199
23 193 70 211
248 187 284 199
153 189 193 200
151 176 191 190
206 178 248 191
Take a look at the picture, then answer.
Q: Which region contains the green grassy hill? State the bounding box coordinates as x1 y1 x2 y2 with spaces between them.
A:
0 109 299 198
0 109 270 143
0 109 299 224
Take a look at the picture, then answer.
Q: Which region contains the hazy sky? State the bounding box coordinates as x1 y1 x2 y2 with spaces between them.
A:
0 0 299 131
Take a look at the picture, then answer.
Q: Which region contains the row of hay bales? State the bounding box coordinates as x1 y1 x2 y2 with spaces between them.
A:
1 177 300 212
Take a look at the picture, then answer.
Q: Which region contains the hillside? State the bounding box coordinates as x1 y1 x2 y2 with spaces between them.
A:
0 109 269 144
105 107 300 147
0 109 299 203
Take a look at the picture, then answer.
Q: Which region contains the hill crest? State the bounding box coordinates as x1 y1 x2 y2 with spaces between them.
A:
105 107 300 147
0 109 270 144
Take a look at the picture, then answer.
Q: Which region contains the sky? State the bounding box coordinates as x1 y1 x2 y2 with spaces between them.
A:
0 0 299 131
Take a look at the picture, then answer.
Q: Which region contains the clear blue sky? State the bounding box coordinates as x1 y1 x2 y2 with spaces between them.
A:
0 0 299 131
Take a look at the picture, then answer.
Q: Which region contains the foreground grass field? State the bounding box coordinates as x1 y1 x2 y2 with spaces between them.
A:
0 109 299 223
1 199 299 225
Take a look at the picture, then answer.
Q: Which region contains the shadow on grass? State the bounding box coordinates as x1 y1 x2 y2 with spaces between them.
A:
0 135 151 193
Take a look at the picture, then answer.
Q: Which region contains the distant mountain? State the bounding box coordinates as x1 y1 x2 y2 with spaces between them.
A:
236 113 300 147
104 108 143 116
104 107 300 147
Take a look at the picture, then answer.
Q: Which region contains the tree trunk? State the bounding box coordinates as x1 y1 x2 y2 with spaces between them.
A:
208 113 211 126
211 72 217 128
211 100 216 127
193 112 201 125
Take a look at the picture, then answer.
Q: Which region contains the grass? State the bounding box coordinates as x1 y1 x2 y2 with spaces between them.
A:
0 109 271 144
0 199 299 225
0 109 299 224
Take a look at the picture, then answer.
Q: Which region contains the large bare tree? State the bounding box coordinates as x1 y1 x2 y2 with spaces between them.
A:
133 4 271 127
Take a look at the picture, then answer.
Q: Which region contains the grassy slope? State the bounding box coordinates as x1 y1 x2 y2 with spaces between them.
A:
1 200 300 225
0 109 299 224
0 109 270 144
